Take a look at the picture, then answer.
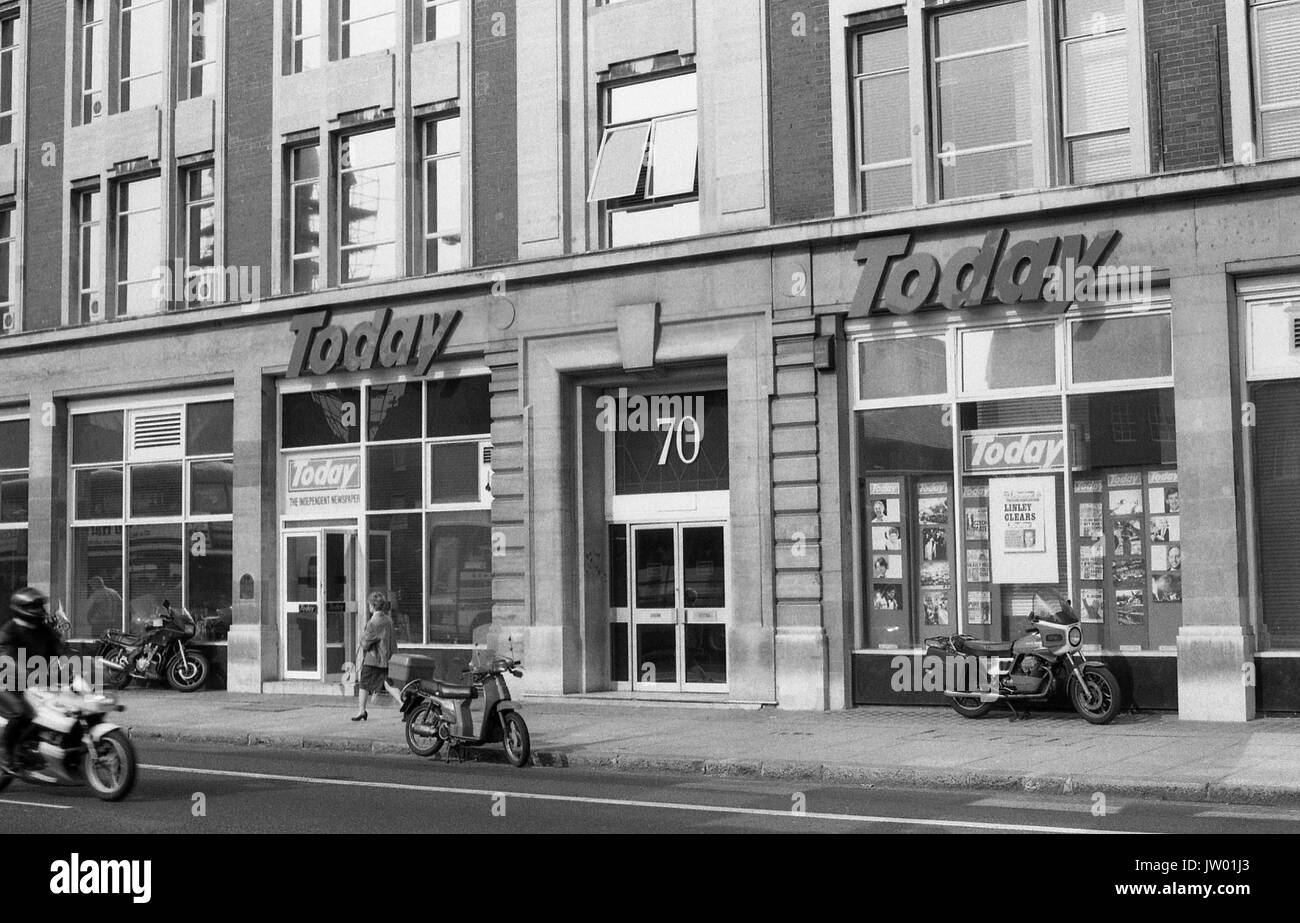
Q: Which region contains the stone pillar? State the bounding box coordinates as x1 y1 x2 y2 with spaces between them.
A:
227 370 275 691
25 393 65 606
1172 272 1255 721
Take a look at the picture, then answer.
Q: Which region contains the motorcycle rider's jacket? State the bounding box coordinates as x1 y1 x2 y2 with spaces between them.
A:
0 615 69 669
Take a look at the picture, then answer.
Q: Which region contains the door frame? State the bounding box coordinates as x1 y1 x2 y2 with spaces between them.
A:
280 525 360 681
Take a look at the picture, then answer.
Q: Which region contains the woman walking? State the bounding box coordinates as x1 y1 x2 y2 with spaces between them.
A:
352 590 398 721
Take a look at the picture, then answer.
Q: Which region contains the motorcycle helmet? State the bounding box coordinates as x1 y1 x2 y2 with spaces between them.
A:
10 586 49 621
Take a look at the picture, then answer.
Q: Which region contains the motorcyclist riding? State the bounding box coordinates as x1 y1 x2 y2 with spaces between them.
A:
0 588 70 774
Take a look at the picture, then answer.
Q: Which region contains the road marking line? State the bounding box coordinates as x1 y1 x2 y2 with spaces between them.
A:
970 797 1124 815
1196 809 1300 822
0 798 72 810
141 763 1126 833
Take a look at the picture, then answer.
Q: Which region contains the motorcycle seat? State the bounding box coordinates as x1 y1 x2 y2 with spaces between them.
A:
416 679 477 700
106 629 141 644
955 637 1015 656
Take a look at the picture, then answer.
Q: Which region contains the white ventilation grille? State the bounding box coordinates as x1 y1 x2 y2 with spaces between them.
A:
1292 316 1300 352
481 445 492 466
129 407 184 461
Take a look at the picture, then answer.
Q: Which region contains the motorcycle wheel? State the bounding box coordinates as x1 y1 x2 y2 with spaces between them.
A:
404 702 445 758
1069 666 1122 725
82 729 137 802
949 696 994 719
101 649 133 691
501 711 531 767
165 651 209 692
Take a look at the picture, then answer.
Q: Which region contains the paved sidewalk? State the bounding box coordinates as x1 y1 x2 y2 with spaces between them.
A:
116 689 1300 806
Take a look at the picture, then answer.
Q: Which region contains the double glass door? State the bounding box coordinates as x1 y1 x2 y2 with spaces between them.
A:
283 528 358 680
613 522 728 692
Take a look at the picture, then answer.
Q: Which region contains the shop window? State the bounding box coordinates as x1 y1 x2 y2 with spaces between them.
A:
76 0 107 124
0 417 28 605
421 0 461 41
368 382 423 442
339 127 397 284
1250 0 1300 161
589 70 699 247
287 143 322 293
369 443 422 510
1071 313 1172 383
185 0 218 98
290 0 322 73
425 511 492 644
339 0 395 59
368 513 422 643
182 165 217 306
69 400 235 640
427 376 490 437
1250 377 1300 648
282 388 362 448
73 187 105 324
852 25 912 212
0 206 16 335
119 0 164 112
0 11 19 146
115 176 164 317
960 323 1057 393
857 335 947 402
421 115 463 274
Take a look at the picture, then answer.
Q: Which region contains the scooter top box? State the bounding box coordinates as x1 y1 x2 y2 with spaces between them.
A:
388 653 439 684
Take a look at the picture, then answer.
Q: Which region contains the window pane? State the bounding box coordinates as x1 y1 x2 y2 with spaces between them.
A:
187 401 233 455
1260 107 1300 161
430 442 481 504
281 389 362 447
858 406 954 472
937 48 1032 151
859 71 910 166
427 116 460 154
941 145 1036 200
126 523 183 622
1 473 28 523
341 168 396 247
432 157 461 233
935 1 1026 57
1062 0 1126 37
76 467 124 519
961 325 1057 392
1069 132 1131 183
861 164 913 212
1064 34 1128 136
0 530 27 617
342 129 393 171
74 411 124 464
856 27 907 74
1256 1 1300 108
342 243 396 283
858 336 948 401
187 520 231 637
682 526 725 607
369 443 423 510
292 183 320 255
635 527 675 608
131 462 183 517
425 510 493 644
1072 314 1172 383
292 145 320 179
1251 378 1300 648
293 258 320 293
1067 389 1177 467
428 0 461 40
647 113 698 198
609 200 700 246
368 383 423 441
613 390 729 494
190 460 233 516
341 3 394 57
72 526 124 637
609 524 628 607
608 72 696 123
427 376 491 437
0 418 27 469
588 123 651 202
368 513 423 644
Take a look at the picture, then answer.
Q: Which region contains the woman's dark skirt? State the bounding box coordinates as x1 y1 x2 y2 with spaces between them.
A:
358 664 388 694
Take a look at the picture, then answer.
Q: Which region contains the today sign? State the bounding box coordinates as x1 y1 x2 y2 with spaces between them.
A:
963 431 1066 472
284 453 363 517
287 307 462 378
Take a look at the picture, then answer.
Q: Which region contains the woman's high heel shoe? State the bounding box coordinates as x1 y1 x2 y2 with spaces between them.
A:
351 712 368 722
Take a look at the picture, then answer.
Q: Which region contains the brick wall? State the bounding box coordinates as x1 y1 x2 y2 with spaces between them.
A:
21 0 69 331
1145 0 1231 172
471 0 518 267
224 0 275 287
767 0 834 223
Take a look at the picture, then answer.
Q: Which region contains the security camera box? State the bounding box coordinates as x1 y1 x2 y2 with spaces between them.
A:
388 653 439 684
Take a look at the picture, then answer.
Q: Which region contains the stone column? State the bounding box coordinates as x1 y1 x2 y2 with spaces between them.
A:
24 393 65 607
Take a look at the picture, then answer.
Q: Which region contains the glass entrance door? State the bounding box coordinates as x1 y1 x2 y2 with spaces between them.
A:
627 522 729 692
283 527 358 680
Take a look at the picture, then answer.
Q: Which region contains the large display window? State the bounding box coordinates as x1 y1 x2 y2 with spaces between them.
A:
853 303 1177 653
68 395 234 641
279 374 492 647
0 415 28 605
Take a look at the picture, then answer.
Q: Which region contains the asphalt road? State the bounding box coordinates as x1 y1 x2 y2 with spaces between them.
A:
2 740 1299 834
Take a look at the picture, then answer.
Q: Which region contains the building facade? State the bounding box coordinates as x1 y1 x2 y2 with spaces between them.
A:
0 0 1298 719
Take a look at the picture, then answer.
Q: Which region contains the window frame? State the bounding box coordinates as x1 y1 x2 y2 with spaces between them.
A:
118 0 165 113
338 0 396 60
422 0 462 42
851 22 913 213
0 204 16 334
182 162 217 305
420 113 463 274
184 0 219 99
73 184 105 324
0 7 21 147
290 0 323 73
0 413 28 530
336 125 398 286
287 140 322 293
77 0 108 125
113 173 164 318
1248 0 1300 162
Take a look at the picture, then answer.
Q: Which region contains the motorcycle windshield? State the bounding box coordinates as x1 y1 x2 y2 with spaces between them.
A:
1031 588 1080 624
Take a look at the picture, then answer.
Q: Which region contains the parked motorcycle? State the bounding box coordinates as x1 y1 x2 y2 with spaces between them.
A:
399 656 530 767
97 600 210 693
0 678 137 801
926 597 1122 724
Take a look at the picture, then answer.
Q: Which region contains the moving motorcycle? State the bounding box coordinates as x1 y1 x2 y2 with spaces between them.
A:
926 596 1122 725
0 679 137 801
399 655 530 767
97 600 210 693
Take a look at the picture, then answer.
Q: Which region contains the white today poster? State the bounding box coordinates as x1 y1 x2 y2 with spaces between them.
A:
988 475 1058 584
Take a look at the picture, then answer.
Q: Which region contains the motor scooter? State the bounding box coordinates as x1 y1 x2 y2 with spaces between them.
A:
399 655 530 767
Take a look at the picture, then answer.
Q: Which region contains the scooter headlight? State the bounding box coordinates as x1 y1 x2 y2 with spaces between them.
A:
1068 626 1082 647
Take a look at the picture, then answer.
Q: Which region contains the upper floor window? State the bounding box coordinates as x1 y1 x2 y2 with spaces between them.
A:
0 12 19 146
288 143 322 292
1250 0 1300 161
183 164 216 305
0 206 15 334
186 0 219 98
115 175 163 316
340 0 395 59
1059 0 1132 183
78 0 107 123
422 0 462 41
588 70 699 247
74 188 104 323
421 115 462 273
292 0 322 73
853 26 911 211
339 127 397 283
119 0 164 112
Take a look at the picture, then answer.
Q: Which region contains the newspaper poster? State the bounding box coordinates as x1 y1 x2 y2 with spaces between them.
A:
988 476 1059 583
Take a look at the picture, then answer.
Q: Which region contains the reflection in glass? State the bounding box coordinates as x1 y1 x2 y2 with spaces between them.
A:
186 521 231 637
684 624 726 684
72 526 124 637
681 526 724 607
130 463 183 518
126 523 182 622
425 510 492 644
635 624 676 684
368 443 422 510
634 528 675 609
75 467 124 519
190 460 233 516
369 513 422 644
